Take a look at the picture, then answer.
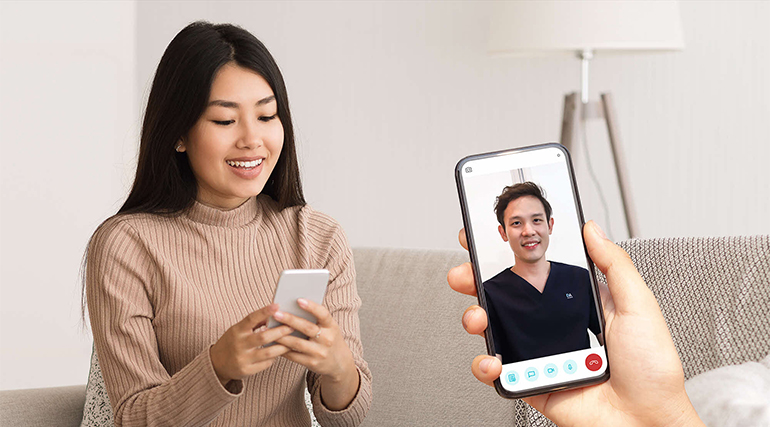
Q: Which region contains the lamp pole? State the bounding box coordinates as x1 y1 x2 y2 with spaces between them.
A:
580 49 593 104
564 48 639 239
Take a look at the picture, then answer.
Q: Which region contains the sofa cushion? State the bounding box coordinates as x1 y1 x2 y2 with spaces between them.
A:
353 247 523 426
0 385 85 427
618 236 770 379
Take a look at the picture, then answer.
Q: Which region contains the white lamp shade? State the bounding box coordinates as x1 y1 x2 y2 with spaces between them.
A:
488 0 685 55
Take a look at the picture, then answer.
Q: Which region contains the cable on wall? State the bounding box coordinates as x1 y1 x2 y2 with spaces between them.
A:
580 122 613 241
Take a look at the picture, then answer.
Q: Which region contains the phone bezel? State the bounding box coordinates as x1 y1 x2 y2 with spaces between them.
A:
454 142 610 399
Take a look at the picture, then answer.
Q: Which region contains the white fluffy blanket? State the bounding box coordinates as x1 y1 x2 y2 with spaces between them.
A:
685 354 770 426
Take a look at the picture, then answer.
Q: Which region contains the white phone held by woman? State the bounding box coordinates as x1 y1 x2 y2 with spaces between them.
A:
265 269 329 342
455 143 610 399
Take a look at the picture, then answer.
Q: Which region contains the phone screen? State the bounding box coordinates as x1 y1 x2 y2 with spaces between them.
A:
455 143 609 398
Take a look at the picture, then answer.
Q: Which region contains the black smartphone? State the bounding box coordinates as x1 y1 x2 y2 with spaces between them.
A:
455 143 609 399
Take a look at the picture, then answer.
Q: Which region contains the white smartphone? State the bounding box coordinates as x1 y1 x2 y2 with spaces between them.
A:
265 269 329 343
455 143 609 399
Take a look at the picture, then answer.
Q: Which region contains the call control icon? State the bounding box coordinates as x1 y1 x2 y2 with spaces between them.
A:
506 371 519 385
563 359 577 374
544 363 558 378
525 367 539 382
585 353 603 372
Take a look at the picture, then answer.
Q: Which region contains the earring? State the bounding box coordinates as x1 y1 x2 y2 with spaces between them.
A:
175 142 183 153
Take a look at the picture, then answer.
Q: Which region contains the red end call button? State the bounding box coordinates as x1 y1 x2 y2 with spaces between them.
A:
585 354 603 371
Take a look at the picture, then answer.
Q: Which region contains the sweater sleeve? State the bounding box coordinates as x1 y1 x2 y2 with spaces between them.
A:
86 218 242 427
305 220 372 426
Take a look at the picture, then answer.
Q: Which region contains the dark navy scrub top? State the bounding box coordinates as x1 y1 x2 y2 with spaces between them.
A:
483 261 601 364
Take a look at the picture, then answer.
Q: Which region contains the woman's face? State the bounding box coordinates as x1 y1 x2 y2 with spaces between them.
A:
180 63 284 210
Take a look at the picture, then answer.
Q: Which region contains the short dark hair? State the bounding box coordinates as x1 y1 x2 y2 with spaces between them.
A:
494 182 552 227
119 21 304 216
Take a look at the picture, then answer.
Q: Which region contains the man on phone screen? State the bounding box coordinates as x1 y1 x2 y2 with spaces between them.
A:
483 182 602 364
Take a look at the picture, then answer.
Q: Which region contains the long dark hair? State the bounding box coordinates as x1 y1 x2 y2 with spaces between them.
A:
122 21 304 215
82 22 304 322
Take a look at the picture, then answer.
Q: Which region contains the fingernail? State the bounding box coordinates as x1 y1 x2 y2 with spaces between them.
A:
479 358 492 373
297 298 308 307
592 222 607 240
462 310 475 329
274 311 284 320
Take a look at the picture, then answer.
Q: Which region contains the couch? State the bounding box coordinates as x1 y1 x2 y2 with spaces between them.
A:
2 236 769 426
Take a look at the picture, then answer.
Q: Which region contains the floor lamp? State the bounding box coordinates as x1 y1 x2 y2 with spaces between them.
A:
488 1 685 239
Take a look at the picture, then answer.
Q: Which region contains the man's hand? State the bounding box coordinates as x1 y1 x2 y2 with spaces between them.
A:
447 221 705 427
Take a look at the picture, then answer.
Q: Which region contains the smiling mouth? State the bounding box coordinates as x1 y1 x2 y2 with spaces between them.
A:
226 159 263 169
522 242 540 248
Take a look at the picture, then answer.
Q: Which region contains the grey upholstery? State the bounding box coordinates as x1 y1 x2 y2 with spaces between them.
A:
355 248 520 426
0 385 85 427
1 236 768 427
619 236 770 378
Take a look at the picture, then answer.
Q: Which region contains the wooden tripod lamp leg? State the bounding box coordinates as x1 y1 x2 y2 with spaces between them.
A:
601 93 639 238
560 91 639 239
560 93 579 153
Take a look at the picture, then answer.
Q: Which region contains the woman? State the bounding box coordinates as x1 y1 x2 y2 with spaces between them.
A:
85 21 371 426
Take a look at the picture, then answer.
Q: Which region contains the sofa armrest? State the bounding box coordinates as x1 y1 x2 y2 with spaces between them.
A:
0 385 85 427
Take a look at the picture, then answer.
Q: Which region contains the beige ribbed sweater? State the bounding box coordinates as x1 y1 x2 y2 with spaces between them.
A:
86 195 372 427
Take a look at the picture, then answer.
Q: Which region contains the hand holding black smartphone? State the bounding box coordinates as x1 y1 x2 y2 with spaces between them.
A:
455 143 609 399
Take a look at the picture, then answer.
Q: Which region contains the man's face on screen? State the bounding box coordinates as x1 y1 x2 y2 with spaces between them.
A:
498 195 555 265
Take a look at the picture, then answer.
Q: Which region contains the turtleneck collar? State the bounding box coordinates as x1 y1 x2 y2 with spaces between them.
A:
184 196 261 227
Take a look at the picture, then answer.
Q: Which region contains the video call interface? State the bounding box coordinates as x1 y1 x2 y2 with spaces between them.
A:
460 147 608 392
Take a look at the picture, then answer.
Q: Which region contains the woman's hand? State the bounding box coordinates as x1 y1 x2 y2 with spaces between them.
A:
448 221 705 427
210 303 294 388
274 298 360 410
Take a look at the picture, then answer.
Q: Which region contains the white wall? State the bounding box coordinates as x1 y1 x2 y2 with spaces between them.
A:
134 1 770 247
0 1 137 389
1 0 768 390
